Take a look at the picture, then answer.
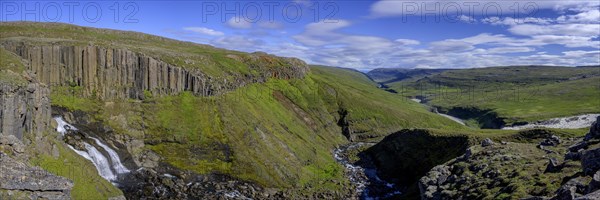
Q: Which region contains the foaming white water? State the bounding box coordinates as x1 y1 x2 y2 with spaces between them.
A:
53 116 130 182
90 137 130 174
83 142 118 181
54 116 77 135
503 114 600 130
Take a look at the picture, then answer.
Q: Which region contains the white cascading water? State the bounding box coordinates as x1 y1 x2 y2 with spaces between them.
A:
53 116 130 182
83 142 118 181
55 116 77 135
90 137 130 174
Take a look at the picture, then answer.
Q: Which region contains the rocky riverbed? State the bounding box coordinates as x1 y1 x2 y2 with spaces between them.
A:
333 142 402 199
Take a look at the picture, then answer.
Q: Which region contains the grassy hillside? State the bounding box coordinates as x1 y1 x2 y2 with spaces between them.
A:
0 48 27 85
1 22 468 196
47 64 464 196
376 66 600 126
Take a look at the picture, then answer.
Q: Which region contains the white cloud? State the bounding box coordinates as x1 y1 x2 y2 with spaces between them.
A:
458 15 475 23
395 39 420 46
293 20 352 46
557 9 600 23
508 24 600 37
485 47 535 54
227 16 253 29
183 27 224 36
481 17 555 26
369 0 600 18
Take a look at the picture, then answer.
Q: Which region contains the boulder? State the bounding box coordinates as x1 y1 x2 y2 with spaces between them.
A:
565 152 582 161
541 135 561 146
461 148 472 161
582 148 600 175
554 177 587 200
481 138 495 147
0 135 25 153
419 165 452 199
584 117 600 140
545 158 563 173
587 170 600 194
569 142 588 153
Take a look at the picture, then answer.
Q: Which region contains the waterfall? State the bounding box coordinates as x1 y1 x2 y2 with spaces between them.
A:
90 137 130 174
55 116 77 135
53 116 130 182
83 142 118 181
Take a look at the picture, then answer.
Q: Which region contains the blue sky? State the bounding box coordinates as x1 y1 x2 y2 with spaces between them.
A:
1 0 599 71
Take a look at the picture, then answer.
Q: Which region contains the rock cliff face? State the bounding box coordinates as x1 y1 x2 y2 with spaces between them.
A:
363 129 472 186
0 75 51 140
0 152 73 199
1 41 309 100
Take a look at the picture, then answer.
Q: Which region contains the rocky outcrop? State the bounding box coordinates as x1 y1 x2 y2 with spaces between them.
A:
0 152 73 199
585 116 600 140
418 118 600 200
1 41 309 100
0 74 51 140
364 129 471 186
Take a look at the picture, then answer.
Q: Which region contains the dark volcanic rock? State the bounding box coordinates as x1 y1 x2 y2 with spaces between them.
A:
582 148 600 175
587 170 600 194
554 177 587 200
570 142 589 153
585 117 600 141
546 158 563 173
566 151 582 161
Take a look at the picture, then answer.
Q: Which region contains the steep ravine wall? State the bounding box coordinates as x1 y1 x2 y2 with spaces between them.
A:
0 79 51 140
1 41 308 100
363 129 472 186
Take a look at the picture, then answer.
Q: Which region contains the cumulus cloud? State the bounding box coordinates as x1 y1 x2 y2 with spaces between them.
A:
481 17 555 26
227 16 253 29
369 0 600 18
186 2 599 70
183 27 224 36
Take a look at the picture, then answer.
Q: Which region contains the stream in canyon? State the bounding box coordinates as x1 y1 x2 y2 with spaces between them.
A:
333 143 402 199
